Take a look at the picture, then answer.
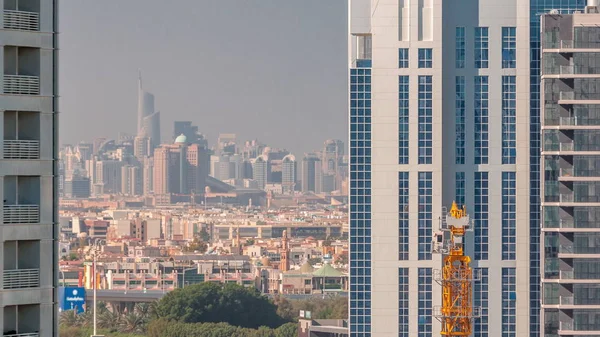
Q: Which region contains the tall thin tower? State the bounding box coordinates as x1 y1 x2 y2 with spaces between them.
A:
137 71 161 150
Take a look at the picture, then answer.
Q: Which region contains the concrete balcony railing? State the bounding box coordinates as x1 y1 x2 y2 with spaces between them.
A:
3 75 39 95
3 268 40 289
3 10 39 31
560 321 574 331
4 333 40 337
560 245 574 254
3 204 40 224
3 140 40 159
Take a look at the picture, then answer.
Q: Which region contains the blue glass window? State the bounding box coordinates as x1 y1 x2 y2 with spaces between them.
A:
474 268 489 337
475 27 489 68
502 172 516 260
350 65 372 337
456 172 465 206
418 172 432 260
502 268 516 337
418 48 433 68
399 48 409 68
456 27 466 68
418 76 433 164
399 76 409 164
474 172 489 260
502 76 516 164
398 268 409 337
456 76 466 164
502 27 516 68
399 172 409 260
418 268 432 337
474 76 489 164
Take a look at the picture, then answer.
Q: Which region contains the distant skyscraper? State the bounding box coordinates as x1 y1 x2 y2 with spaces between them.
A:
322 139 344 192
217 133 237 154
137 72 161 150
301 153 321 194
251 155 269 190
282 154 297 194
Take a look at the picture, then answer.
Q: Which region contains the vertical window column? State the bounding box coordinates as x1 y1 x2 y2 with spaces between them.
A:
399 172 409 260
455 172 465 206
418 76 433 164
418 172 432 260
418 48 433 68
474 76 489 164
456 76 466 164
502 76 516 164
502 268 517 337
475 27 489 68
399 76 409 164
474 172 489 260
349 66 372 337
474 268 489 337
418 268 432 337
399 48 409 68
502 172 516 260
502 27 516 68
398 268 409 337
456 27 466 68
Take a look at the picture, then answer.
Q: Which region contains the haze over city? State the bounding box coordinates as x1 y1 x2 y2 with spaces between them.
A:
58 0 348 156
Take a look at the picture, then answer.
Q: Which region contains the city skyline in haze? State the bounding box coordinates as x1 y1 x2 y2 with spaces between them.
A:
58 0 348 155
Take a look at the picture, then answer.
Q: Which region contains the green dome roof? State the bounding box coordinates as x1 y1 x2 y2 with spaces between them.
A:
175 134 187 144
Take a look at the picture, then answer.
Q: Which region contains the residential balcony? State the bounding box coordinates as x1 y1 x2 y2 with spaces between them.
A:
558 321 600 335
3 10 39 31
2 140 40 159
544 117 600 130
3 204 39 224
3 75 39 95
3 268 40 289
558 91 600 105
558 245 600 258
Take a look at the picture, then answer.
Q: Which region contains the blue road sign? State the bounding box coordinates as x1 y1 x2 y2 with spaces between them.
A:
59 287 86 313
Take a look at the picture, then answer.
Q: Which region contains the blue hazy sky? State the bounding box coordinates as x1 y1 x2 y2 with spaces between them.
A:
59 0 348 155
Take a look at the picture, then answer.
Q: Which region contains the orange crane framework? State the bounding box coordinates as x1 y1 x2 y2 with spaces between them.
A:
432 202 481 336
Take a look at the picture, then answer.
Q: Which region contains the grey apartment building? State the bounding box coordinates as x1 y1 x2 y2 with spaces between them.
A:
0 0 59 336
540 4 600 335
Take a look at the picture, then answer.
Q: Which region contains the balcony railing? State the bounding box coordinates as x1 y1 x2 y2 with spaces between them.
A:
560 270 574 279
560 296 574 305
3 10 39 31
560 194 574 203
560 142 574 151
3 75 39 95
3 268 40 289
4 333 39 337
560 245 574 254
3 140 40 159
560 65 574 74
560 321 574 331
560 92 575 100
3 204 40 224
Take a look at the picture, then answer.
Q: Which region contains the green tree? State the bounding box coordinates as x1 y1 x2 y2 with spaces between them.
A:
272 295 295 322
199 228 210 242
154 282 285 328
275 323 298 337
183 237 208 253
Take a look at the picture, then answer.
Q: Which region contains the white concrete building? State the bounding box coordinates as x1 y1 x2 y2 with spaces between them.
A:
349 1 534 336
0 0 59 335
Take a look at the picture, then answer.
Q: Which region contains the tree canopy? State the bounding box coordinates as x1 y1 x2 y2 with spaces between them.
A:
153 282 285 328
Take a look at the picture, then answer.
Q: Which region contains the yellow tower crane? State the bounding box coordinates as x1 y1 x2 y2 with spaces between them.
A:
432 201 481 336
